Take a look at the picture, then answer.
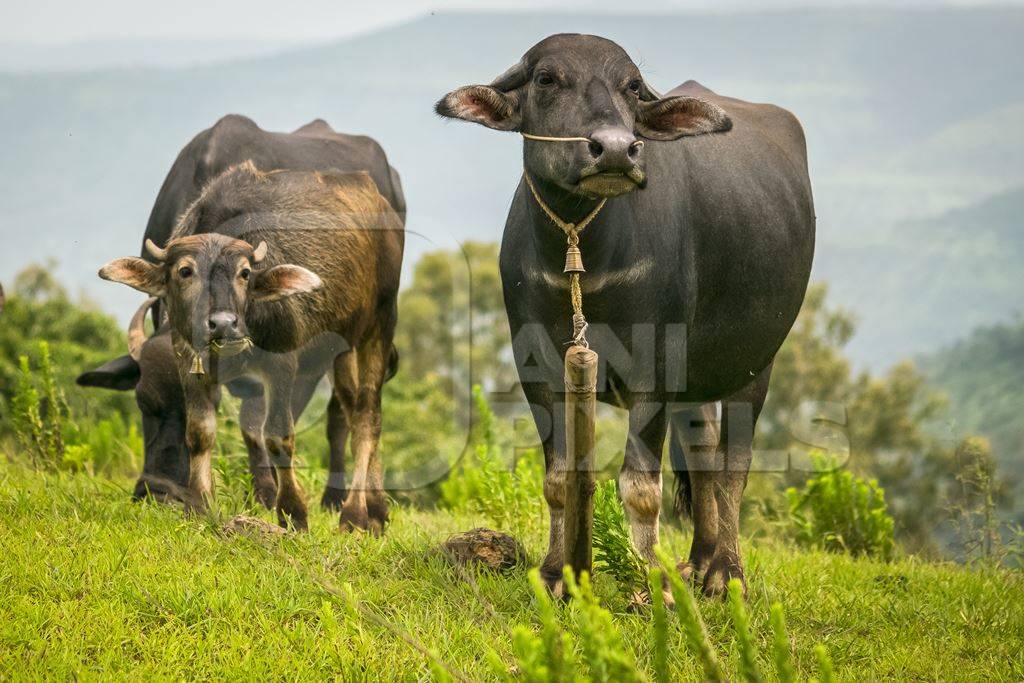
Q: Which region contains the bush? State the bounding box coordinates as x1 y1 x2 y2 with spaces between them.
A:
440 386 544 534
592 480 647 598
8 340 142 475
0 265 136 436
10 342 66 470
787 458 895 559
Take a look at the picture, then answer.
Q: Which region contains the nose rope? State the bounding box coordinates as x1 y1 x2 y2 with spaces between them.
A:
522 172 608 348
521 132 592 144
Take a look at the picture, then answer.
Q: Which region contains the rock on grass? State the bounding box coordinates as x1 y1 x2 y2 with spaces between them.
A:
221 514 287 537
438 528 528 573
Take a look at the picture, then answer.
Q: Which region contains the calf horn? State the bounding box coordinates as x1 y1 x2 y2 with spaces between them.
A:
144 238 167 262
128 297 158 361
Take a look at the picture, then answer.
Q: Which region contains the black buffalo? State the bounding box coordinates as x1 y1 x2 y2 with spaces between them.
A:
437 34 814 599
77 115 405 510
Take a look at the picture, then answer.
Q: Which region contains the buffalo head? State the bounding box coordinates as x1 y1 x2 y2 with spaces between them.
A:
98 235 321 355
435 34 732 199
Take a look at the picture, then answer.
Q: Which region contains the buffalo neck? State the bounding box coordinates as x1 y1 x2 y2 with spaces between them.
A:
523 174 631 275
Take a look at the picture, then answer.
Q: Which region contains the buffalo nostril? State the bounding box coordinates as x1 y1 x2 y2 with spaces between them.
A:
628 140 644 159
207 319 218 331
588 140 604 158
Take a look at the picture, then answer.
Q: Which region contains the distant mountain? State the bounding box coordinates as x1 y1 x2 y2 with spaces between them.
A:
0 39 302 73
818 186 1024 365
921 317 1024 482
0 7 1021 368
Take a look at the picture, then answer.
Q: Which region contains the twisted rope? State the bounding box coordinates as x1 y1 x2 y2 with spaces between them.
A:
523 172 607 348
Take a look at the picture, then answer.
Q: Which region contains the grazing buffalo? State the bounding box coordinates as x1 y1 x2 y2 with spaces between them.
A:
77 116 405 511
98 162 403 531
437 34 814 598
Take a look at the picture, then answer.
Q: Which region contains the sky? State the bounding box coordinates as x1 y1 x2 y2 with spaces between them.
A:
1 0 1011 44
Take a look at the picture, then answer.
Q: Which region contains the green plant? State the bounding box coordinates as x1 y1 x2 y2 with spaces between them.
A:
10 342 66 470
787 457 895 559
440 386 544 534
950 436 1000 563
656 546 726 682
647 569 669 683
728 579 762 683
592 480 647 598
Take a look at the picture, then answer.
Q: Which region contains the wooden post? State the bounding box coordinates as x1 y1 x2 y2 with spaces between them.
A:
562 344 598 578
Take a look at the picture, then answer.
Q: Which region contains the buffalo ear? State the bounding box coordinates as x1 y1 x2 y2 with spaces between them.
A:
250 265 323 303
435 85 522 131
76 355 141 391
636 96 732 141
99 257 165 296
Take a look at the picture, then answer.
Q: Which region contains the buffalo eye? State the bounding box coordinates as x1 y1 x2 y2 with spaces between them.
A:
178 266 193 279
535 71 555 87
240 268 251 281
628 79 642 95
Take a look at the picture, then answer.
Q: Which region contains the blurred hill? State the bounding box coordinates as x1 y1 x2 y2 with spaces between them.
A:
0 39 300 72
922 317 1024 483
0 7 1021 368
819 186 1024 364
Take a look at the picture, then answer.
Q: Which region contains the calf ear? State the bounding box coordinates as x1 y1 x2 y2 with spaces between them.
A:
99 257 165 296
435 85 522 131
250 265 323 303
76 355 141 391
636 96 732 141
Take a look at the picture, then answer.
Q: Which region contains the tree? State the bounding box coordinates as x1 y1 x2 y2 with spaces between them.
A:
0 263 136 438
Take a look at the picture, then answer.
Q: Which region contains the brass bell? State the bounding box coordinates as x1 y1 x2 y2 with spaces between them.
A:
189 353 206 376
564 244 585 273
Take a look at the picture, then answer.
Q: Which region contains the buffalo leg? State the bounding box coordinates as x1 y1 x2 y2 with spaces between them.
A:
702 365 772 598
619 401 671 603
321 390 350 511
533 396 568 597
265 376 308 531
670 403 722 584
339 342 388 535
239 395 277 509
182 381 219 514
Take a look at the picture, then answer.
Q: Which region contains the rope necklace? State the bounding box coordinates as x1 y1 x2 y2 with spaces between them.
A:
522 171 607 348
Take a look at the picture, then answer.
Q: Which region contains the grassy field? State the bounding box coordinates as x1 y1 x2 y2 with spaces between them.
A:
1 462 1022 681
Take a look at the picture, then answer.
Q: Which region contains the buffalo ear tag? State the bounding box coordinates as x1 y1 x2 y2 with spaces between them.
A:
564 244 585 273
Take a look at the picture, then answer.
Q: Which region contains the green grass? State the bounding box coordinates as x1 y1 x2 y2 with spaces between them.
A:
1 463 1022 680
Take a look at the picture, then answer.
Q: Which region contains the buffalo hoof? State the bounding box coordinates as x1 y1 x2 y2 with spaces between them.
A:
252 479 278 511
677 560 704 586
320 486 347 511
277 508 309 532
701 552 745 599
538 562 566 600
338 502 384 537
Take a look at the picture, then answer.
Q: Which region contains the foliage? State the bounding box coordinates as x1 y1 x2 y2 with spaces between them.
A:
948 436 1023 566
592 480 647 598
760 282 1010 555
727 578 762 683
0 264 136 436
787 458 895 560
10 343 65 470
440 386 544 534
656 546 725 681
921 317 1024 482
393 242 514 392
9 340 141 475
